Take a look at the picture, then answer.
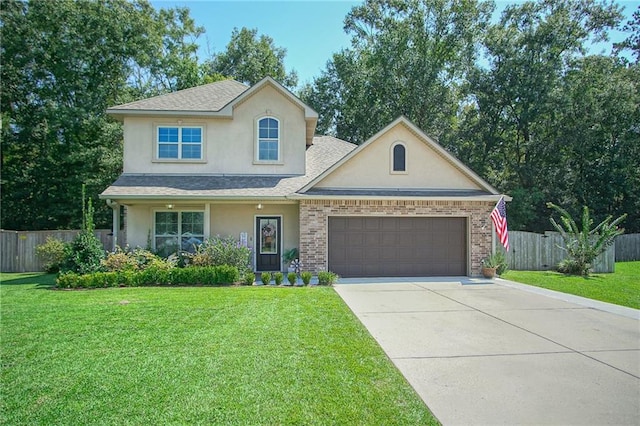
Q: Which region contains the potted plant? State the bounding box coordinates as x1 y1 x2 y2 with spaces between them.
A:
482 252 507 278
283 248 298 271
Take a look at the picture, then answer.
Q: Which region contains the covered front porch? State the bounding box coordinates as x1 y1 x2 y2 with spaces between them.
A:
105 199 300 272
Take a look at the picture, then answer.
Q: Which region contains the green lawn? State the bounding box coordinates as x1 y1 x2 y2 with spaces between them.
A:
502 261 640 309
0 273 438 425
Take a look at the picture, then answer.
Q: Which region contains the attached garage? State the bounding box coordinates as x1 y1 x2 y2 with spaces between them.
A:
328 216 467 277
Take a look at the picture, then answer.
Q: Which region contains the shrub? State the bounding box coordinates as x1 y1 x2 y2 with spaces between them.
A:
243 272 255 286
62 230 105 275
101 247 174 273
557 258 585 275
102 246 139 272
61 197 105 275
190 236 252 275
287 272 297 285
300 271 312 286
261 272 272 285
547 202 626 276
56 272 79 289
117 270 136 287
55 266 239 289
135 248 173 270
36 237 67 273
317 271 339 286
274 272 284 285
215 265 240 284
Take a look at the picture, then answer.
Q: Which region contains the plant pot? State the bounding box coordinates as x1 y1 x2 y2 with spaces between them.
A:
482 267 496 278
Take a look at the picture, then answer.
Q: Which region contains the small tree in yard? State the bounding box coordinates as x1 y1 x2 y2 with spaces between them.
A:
61 187 105 275
547 202 626 276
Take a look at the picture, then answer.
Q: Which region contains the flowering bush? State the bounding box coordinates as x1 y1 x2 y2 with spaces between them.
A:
36 237 67 273
189 236 252 275
102 246 175 272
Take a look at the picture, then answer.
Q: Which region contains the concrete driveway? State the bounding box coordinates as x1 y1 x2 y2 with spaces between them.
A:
334 278 640 426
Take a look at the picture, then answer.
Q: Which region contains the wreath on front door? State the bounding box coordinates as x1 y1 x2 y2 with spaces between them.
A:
262 223 276 238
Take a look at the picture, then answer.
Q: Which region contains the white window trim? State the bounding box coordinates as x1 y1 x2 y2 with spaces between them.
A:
153 209 205 254
254 116 283 164
154 124 206 162
390 141 408 174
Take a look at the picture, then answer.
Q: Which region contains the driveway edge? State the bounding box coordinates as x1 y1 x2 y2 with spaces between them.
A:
495 277 640 320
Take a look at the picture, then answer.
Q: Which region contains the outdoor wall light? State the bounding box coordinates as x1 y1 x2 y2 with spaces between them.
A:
166 204 174 209
256 203 263 210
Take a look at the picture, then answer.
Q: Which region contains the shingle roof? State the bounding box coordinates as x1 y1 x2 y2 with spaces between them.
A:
101 136 357 199
107 80 249 112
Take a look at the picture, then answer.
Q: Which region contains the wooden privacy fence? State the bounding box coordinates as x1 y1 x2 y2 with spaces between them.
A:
615 234 640 262
504 231 621 273
0 229 116 273
2 229 638 274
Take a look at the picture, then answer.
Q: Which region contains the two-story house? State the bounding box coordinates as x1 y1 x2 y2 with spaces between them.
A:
101 77 505 277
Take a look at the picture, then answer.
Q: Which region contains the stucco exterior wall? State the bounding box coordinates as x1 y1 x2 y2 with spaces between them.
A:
298 199 494 276
210 203 299 269
315 125 482 190
123 201 299 270
122 85 307 175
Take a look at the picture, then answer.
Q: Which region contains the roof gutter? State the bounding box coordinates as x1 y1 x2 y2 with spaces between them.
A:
287 193 512 202
98 194 293 202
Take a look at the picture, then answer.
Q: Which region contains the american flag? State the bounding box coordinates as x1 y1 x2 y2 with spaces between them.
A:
491 196 510 251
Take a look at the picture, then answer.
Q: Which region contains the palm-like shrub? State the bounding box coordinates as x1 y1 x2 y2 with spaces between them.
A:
547 202 626 276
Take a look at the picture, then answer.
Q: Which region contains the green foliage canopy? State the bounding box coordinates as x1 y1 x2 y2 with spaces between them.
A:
0 0 204 230
205 27 298 89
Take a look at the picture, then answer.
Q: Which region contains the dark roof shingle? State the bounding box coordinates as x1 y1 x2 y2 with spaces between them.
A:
101 136 357 199
108 80 249 112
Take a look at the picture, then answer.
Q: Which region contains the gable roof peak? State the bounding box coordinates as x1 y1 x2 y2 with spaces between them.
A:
300 116 500 195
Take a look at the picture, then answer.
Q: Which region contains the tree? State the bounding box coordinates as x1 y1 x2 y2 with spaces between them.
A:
458 0 624 231
547 202 626 276
205 27 298 89
0 0 205 230
128 6 206 96
301 0 493 144
614 5 640 62
548 56 640 232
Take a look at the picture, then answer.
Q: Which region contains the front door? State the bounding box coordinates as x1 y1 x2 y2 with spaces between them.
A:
256 216 281 271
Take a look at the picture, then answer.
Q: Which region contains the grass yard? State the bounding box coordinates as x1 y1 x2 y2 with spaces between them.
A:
0 273 438 425
502 261 640 309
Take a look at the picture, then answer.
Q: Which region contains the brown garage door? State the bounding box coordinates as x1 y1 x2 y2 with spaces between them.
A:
328 217 467 277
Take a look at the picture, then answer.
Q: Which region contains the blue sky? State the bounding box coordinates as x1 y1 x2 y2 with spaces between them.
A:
151 0 638 88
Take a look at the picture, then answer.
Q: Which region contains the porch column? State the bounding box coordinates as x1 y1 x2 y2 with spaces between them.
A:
106 199 119 251
204 203 211 240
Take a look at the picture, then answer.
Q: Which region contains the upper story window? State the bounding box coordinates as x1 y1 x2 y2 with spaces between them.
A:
392 142 406 173
157 126 202 160
257 117 279 161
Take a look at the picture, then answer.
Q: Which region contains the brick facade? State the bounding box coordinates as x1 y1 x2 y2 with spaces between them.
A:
299 199 494 277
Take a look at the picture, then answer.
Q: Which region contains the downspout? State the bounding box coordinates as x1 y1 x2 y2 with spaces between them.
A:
105 199 119 251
